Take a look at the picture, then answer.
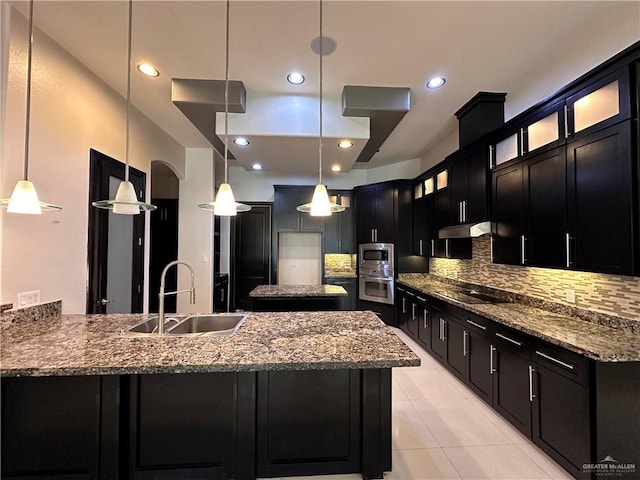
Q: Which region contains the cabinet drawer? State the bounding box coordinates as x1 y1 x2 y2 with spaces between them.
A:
532 342 590 387
493 326 532 358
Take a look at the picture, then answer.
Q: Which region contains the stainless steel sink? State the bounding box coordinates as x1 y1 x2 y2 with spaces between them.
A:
167 313 247 336
125 316 181 335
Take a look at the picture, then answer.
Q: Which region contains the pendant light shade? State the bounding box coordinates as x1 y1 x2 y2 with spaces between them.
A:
296 0 344 217
92 0 156 215
198 0 251 215
0 0 61 214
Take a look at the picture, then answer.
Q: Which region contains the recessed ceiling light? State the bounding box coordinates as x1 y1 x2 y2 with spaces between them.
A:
234 137 250 146
331 165 342 172
426 76 446 89
137 63 159 77
287 72 305 85
338 140 353 149
251 163 263 171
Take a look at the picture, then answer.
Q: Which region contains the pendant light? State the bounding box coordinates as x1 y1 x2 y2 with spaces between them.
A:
92 0 156 214
297 0 345 217
0 0 61 214
198 0 251 215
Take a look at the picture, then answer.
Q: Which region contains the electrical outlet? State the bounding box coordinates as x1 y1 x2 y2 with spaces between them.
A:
565 288 576 304
17 290 40 307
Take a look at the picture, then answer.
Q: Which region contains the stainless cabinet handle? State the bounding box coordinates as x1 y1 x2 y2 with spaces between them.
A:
564 105 569 138
535 350 575 371
466 319 487 331
565 233 571 268
423 310 428 329
412 303 416 320
375 228 378 242
419 239 423 256
520 235 526 265
459 201 463 223
489 145 495 169
529 365 536 402
519 128 525 156
463 201 467 222
463 330 469 356
441 318 447 341
490 345 496 374
402 297 407 314
98 298 111 305
439 318 443 341
445 239 450 258
496 332 522 347
431 239 435 256
416 296 427 302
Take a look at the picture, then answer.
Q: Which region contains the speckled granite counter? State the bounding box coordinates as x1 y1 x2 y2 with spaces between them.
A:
0 310 420 377
397 275 640 362
249 285 348 297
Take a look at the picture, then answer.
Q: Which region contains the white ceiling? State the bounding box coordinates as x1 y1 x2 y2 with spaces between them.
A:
10 0 640 176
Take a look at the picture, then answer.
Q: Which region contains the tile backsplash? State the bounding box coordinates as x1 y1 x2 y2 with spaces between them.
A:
325 254 357 277
431 236 640 323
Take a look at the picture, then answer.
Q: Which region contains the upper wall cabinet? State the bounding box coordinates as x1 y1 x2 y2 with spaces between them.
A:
490 50 639 275
324 190 354 254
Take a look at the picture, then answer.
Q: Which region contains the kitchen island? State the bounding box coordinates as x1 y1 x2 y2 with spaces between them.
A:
249 284 348 311
1 308 419 480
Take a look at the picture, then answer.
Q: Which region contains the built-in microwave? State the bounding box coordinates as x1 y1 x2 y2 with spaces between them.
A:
359 243 394 270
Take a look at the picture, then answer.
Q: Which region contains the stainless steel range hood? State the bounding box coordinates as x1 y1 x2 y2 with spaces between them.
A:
438 221 492 239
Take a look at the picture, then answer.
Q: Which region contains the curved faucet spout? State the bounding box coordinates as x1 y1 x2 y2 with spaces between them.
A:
158 261 196 334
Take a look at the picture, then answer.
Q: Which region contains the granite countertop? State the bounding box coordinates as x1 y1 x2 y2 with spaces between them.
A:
397 276 640 362
249 285 348 298
0 311 420 377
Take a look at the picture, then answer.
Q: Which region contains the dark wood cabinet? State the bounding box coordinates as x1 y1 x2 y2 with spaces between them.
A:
412 194 432 257
415 295 432 348
445 317 467 381
464 316 493 404
491 162 524 265
354 183 396 244
430 306 447 362
522 146 567 268
274 185 325 232
491 327 533 438
567 121 636 275
324 191 354 254
448 140 489 225
531 346 591 479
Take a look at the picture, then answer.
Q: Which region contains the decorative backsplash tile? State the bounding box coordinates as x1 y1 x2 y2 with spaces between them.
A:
325 253 357 277
431 237 640 324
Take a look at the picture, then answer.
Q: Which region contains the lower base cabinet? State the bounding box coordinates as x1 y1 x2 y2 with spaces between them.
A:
2 369 392 480
394 288 640 480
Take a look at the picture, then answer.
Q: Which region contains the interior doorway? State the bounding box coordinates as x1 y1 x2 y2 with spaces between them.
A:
86 149 146 314
148 161 180 313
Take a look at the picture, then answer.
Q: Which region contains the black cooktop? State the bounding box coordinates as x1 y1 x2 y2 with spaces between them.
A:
436 290 509 305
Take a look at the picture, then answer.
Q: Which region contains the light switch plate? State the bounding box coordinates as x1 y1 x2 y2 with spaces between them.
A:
17 290 40 307
565 288 576 304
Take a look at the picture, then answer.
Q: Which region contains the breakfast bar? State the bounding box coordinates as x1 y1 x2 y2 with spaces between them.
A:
249 284 348 311
1 308 420 480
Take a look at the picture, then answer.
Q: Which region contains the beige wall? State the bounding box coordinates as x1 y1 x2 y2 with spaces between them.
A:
1 8 185 313
176 148 214 314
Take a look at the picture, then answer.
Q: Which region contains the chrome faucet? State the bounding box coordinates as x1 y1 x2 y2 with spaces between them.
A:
158 261 196 334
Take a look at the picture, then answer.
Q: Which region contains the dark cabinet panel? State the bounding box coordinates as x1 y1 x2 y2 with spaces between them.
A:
430 307 447 362
446 318 467 380
325 277 356 310
355 186 378 244
354 183 396 244
523 147 567 268
466 324 493 404
256 370 361 478
412 195 432 256
492 163 524 265
567 121 635 275
492 329 532 437
325 191 354 253
274 185 324 232
532 363 591 479
416 298 431 349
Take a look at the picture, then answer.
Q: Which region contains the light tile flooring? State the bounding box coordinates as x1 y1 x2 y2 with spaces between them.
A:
266 329 574 480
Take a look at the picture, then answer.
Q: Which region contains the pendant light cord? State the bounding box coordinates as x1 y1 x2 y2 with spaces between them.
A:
23 0 34 181
224 0 230 184
318 0 323 185
124 0 133 183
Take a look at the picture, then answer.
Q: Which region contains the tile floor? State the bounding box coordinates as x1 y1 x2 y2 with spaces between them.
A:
265 329 574 480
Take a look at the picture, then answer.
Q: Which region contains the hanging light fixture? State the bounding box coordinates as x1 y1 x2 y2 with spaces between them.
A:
297 0 345 216
0 0 61 214
198 0 251 215
92 0 156 214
